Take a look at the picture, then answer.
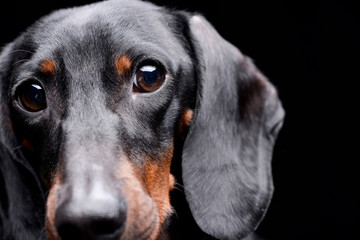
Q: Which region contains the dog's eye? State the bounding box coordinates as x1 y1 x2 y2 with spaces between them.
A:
18 83 47 112
134 65 165 92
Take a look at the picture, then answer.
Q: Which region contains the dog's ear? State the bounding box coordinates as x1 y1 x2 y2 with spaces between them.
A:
0 42 16 145
182 15 285 239
0 42 46 239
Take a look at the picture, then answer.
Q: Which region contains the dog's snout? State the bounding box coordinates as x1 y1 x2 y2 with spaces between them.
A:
55 185 127 240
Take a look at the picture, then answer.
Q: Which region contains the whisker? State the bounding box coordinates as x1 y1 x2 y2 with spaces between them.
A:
136 212 159 240
150 197 173 223
11 144 23 152
9 49 35 55
11 59 28 67
173 182 205 210
37 227 47 240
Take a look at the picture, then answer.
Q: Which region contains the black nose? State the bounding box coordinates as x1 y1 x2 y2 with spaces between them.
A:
55 190 127 240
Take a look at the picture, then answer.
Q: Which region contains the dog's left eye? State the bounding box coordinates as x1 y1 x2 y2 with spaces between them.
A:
134 65 165 92
18 82 47 112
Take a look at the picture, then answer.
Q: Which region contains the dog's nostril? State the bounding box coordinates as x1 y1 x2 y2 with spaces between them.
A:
90 217 126 237
57 222 84 240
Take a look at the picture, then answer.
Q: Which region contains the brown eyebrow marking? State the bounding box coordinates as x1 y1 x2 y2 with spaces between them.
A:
40 59 56 76
115 55 132 76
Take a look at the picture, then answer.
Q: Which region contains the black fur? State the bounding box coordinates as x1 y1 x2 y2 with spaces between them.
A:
0 0 284 239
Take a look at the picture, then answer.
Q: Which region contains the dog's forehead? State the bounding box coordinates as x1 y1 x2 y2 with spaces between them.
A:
30 0 185 63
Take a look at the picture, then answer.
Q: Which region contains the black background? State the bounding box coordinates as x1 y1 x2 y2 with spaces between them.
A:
1 0 358 239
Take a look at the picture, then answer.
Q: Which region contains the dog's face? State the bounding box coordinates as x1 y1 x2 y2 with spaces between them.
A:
8 1 195 239
0 1 284 240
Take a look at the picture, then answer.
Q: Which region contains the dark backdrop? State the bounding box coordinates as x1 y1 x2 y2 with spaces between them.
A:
1 0 358 239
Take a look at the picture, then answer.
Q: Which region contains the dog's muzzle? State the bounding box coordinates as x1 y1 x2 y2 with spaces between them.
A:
54 182 127 240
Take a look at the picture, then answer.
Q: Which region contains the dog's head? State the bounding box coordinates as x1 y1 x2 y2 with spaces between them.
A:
0 0 284 239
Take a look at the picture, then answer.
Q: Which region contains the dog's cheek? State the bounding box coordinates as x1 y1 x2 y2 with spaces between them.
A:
143 144 174 224
21 137 55 187
115 159 161 240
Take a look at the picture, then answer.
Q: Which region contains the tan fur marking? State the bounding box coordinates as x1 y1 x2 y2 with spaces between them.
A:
115 55 132 76
22 139 35 152
144 145 174 224
46 167 62 240
115 144 174 240
40 59 56 76
183 109 193 126
179 109 194 134
169 174 175 191
116 157 161 240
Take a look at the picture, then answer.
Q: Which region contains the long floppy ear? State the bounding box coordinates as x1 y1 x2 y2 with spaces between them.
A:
0 42 46 239
182 15 285 240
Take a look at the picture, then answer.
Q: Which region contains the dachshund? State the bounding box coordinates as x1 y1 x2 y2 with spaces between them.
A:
0 0 285 239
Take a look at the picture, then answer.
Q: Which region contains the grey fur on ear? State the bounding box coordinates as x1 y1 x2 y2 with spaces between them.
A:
182 15 284 240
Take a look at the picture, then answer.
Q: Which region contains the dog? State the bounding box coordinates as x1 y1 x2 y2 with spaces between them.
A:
0 0 284 239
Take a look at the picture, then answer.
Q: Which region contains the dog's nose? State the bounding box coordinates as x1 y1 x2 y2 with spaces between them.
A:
55 185 127 240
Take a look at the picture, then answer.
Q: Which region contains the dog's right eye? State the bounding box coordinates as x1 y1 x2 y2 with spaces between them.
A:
18 82 47 112
133 64 166 93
